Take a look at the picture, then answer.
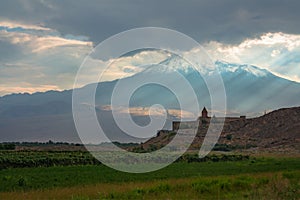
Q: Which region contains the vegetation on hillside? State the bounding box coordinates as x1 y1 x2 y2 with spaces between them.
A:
0 150 250 169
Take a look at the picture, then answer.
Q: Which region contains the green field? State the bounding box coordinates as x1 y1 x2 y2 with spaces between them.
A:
0 150 249 169
0 152 299 199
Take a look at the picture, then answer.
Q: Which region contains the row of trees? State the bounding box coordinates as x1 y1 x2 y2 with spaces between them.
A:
0 151 100 169
0 143 16 150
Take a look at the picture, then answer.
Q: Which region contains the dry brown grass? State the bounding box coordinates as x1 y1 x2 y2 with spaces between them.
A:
0 178 191 200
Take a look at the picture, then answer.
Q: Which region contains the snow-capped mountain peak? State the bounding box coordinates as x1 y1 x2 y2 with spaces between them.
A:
138 54 196 75
140 56 270 78
215 60 268 77
157 54 195 73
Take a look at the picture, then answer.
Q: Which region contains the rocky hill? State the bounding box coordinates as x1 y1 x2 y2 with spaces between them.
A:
138 106 300 154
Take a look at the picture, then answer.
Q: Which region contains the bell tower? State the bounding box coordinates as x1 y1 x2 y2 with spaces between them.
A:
201 107 208 118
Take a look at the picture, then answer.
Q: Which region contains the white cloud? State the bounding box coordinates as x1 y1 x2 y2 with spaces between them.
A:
0 20 94 96
271 49 281 57
203 32 300 82
101 105 195 119
73 50 170 89
0 20 51 31
0 30 92 53
30 36 92 53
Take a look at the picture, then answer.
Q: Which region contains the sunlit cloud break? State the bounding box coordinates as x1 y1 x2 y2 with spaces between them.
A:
0 20 93 53
0 20 51 31
0 20 94 96
204 32 300 82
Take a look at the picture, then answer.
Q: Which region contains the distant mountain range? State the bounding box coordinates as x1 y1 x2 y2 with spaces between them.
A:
0 56 300 143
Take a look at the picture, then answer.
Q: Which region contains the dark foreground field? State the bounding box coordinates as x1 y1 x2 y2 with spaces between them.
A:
0 151 299 199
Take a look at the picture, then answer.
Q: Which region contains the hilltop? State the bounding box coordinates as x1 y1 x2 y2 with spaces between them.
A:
137 106 300 154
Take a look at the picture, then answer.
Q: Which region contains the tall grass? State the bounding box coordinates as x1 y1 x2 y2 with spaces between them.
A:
0 157 299 192
1 171 299 200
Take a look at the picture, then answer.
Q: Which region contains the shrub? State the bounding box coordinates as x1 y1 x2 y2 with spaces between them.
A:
18 177 27 187
226 134 232 140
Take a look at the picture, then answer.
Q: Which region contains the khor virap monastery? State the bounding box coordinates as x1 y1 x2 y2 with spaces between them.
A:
172 107 246 131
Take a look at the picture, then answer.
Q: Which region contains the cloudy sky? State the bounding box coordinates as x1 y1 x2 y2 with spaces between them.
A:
1 0 300 96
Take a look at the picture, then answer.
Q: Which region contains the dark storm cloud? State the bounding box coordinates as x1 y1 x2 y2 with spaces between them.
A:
1 0 300 44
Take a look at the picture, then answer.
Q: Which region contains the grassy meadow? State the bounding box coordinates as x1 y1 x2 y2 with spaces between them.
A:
0 152 299 199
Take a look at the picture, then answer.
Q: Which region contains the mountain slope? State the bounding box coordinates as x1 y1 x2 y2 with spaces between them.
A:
141 106 300 153
0 58 300 142
229 106 300 148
